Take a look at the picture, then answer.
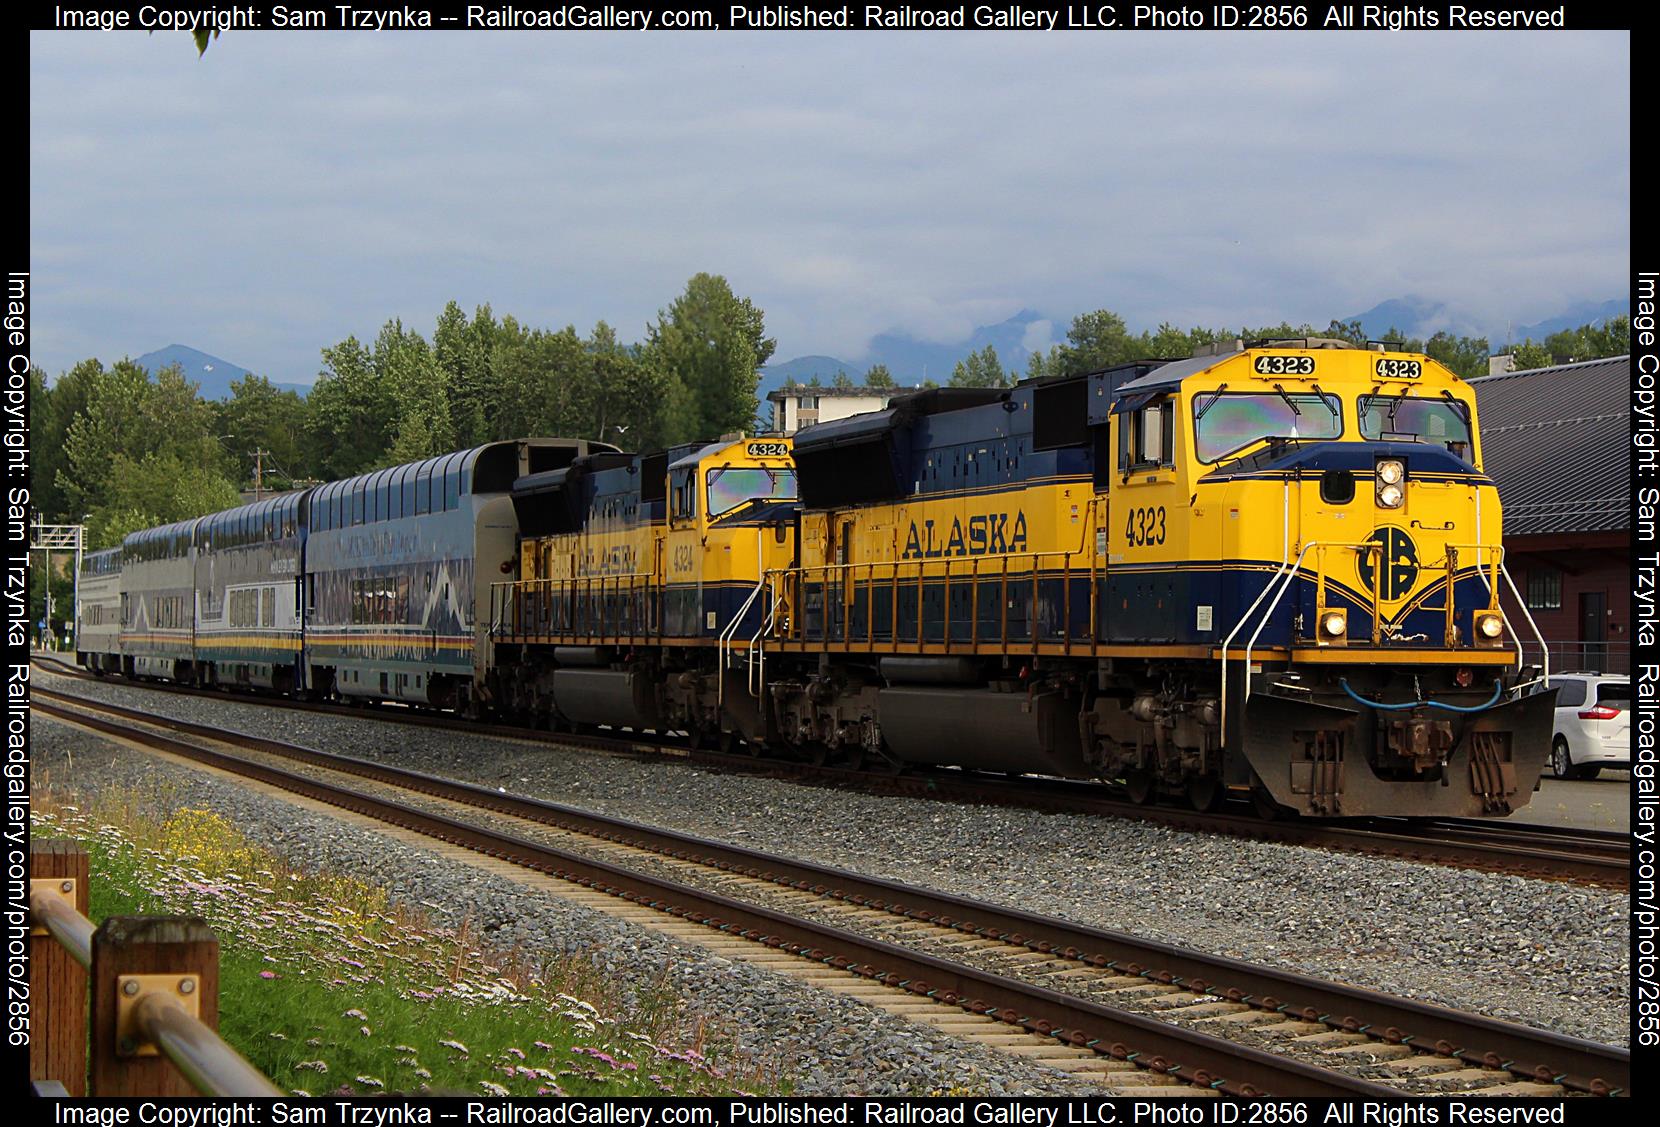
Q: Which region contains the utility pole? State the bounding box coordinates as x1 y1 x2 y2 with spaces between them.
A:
253 449 269 501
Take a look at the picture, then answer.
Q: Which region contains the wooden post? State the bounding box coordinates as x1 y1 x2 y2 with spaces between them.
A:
90 917 218 1097
30 840 89 1096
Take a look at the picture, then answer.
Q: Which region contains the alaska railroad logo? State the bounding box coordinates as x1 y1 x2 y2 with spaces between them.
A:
1357 527 1419 602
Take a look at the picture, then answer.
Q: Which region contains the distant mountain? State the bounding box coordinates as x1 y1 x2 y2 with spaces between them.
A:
760 309 1058 397
1510 298 1629 346
1346 295 1628 350
1343 296 1488 343
133 344 308 399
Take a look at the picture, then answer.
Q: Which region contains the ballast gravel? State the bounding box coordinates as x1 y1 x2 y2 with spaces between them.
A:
31 717 1124 1096
35 671 1630 1050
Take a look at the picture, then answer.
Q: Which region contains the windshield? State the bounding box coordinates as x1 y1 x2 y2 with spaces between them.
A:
1358 396 1473 451
706 466 798 518
1193 392 1341 462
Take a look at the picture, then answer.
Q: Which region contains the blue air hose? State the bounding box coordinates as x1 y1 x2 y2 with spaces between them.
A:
1338 678 1505 713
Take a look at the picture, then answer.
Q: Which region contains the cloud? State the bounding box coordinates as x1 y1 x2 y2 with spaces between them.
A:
29 29 1629 382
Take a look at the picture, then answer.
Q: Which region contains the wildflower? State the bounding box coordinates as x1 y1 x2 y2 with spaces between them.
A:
393 1045 418 1054
439 1039 469 1054
259 971 279 980
414 1068 431 1080
344 1009 367 1020
479 1082 509 1097
355 1076 384 1089
360 1026 373 1037
505 1047 526 1060
296 1061 329 1073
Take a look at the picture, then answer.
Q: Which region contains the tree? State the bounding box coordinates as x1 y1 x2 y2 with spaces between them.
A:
832 370 854 389
306 335 395 478
1423 332 1490 381
949 344 1007 388
863 363 895 388
1510 340 1554 371
376 319 454 465
435 301 500 447
216 374 310 490
643 274 775 444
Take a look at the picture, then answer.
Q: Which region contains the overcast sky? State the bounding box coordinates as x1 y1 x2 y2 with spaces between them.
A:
30 29 1629 383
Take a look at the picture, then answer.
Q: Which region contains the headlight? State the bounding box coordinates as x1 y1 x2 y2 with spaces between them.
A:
1321 610 1347 637
1377 482 1405 508
1376 459 1405 485
1476 613 1504 639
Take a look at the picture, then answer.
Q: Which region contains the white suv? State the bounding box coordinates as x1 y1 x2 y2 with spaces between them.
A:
1547 673 1630 780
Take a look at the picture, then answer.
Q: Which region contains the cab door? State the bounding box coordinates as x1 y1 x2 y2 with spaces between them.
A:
1107 397 1183 642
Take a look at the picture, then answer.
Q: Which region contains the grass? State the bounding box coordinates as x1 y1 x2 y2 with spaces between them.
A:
32 793 786 1097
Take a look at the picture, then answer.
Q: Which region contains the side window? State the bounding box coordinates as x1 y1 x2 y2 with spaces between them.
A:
445 466 461 511
671 469 696 521
416 465 432 515
1132 402 1173 466
388 468 405 521
402 466 417 518
1549 679 1587 708
353 484 365 526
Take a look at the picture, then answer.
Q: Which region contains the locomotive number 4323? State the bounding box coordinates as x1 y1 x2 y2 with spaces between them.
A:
1125 505 1167 547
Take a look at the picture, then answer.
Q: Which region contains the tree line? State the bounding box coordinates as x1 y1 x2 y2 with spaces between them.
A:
938 312 1631 388
32 287 1630 551
31 273 774 548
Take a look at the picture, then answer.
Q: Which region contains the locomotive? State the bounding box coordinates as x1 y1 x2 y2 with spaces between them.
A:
77 339 1554 818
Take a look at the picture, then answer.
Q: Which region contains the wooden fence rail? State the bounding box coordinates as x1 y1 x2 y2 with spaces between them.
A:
29 839 283 1097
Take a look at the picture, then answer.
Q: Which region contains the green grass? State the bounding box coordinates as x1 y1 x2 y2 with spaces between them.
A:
33 798 784 1097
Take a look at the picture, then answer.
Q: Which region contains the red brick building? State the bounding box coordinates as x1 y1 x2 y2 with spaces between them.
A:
1471 355 1628 674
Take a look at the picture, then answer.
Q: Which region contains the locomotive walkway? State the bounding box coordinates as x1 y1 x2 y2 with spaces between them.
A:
35 681 1629 1099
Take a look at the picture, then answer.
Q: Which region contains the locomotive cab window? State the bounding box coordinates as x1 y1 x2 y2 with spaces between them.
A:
1192 390 1341 463
1358 395 1472 457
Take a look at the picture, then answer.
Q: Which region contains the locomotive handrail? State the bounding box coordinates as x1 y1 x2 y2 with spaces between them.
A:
1449 541 1550 689
1217 482 1291 735
773 546 1094 648
1220 538 1379 736
490 571 658 644
719 530 769 708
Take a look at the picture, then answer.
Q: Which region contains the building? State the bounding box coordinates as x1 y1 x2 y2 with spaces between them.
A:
1471 355 1629 674
767 385 901 435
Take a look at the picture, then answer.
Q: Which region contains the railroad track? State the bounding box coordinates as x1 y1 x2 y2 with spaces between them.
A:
31 655 1629 889
35 684 1629 1098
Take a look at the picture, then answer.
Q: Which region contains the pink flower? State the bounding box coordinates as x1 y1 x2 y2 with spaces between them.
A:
259 971 279 980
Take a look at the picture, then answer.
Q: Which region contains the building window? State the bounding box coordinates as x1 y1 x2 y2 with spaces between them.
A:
798 395 818 410
1525 568 1561 610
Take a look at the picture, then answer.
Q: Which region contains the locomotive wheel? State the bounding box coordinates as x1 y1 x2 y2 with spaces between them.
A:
1124 769 1155 805
1187 775 1222 813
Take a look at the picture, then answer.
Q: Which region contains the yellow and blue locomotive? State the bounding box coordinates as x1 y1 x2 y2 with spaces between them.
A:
756 340 1554 817
491 435 799 746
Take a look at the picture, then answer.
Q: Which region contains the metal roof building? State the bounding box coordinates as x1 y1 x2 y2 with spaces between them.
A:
1471 355 1629 537
1470 355 1630 675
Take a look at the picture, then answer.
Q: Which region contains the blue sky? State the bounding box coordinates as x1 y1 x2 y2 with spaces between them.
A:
30 29 1630 383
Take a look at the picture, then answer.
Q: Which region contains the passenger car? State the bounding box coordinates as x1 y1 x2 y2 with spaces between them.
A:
1547 673 1630 779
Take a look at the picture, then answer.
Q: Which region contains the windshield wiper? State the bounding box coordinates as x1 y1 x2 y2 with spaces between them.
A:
1271 383 1301 417
1194 383 1228 421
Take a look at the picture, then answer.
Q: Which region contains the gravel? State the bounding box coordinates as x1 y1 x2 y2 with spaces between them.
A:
35 670 1630 1048
32 713 1135 1096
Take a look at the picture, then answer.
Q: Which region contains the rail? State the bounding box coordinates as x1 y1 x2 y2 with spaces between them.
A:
29 840 281 1097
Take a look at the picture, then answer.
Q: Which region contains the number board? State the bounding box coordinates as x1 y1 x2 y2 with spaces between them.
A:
746 442 789 458
1374 358 1422 379
1253 355 1315 375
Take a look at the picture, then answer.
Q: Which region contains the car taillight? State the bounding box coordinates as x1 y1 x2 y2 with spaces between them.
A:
1578 705 1621 720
